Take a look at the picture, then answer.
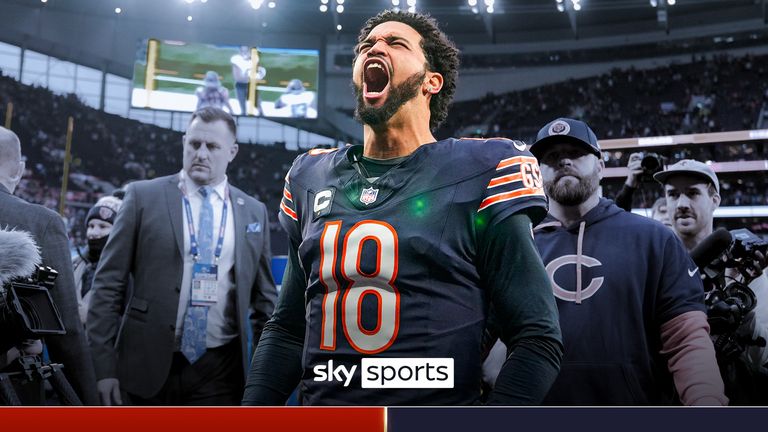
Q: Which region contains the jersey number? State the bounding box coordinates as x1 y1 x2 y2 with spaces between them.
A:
319 220 400 354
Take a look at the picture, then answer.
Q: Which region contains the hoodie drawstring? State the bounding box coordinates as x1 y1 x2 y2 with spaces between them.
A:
575 221 586 304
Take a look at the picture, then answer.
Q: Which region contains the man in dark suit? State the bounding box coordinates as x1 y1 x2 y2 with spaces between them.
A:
0 126 98 405
87 107 277 405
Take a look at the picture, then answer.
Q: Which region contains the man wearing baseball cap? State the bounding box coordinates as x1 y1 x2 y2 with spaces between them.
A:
655 160 768 403
653 160 721 252
524 118 726 405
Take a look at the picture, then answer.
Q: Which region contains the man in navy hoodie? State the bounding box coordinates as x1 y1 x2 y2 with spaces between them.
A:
528 118 726 405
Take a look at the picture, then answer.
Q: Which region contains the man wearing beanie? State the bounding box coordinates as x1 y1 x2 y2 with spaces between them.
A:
73 194 123 325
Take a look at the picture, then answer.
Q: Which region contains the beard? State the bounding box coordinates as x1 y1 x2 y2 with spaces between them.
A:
353 70 426 127
544 164 601 206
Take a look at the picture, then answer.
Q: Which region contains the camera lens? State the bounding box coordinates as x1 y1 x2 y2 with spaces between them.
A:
641 154 661 172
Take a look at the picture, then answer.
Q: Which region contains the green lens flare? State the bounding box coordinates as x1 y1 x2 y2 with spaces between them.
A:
474 213 487 229
411 197 428 217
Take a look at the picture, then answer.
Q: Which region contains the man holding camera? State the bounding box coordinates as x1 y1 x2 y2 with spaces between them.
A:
613 152 665 212
655 160 768 402
526 118 726 405
0 126 98 404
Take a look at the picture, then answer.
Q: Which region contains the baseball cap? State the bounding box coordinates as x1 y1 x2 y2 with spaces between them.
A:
653 159 720 193
529 118 601 160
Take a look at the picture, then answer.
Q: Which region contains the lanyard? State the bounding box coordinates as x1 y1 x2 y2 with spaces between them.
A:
181 185 228 263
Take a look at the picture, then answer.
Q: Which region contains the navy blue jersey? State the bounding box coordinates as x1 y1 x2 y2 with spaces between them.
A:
278 138 547 405
534 198 706 405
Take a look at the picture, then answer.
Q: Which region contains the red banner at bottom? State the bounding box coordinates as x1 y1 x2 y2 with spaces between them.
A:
0 407 387 432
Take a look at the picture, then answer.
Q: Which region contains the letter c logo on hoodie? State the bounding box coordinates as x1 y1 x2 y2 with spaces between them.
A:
545 254 604 303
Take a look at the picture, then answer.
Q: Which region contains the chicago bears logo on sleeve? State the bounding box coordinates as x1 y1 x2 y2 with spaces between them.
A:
478 155 545 212
511 140 528 152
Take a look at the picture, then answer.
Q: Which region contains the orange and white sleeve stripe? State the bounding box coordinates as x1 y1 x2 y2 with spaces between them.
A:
478 155 545 212
279 177 299 221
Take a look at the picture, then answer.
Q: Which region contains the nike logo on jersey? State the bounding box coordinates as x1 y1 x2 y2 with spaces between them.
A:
688 267 699 277
512 140 527 152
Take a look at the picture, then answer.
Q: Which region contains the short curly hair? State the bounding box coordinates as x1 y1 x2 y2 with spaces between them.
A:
356 10 460 131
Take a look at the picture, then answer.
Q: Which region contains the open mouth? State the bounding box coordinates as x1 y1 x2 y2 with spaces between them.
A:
363 58 391 104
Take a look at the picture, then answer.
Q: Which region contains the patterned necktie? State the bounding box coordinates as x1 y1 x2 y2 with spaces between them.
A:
181 185 214 363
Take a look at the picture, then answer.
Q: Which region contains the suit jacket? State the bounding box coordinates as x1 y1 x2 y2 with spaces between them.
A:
87 174 277 398
0 185 99 404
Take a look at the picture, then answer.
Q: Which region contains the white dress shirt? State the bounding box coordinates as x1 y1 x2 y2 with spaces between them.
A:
175 170 238 350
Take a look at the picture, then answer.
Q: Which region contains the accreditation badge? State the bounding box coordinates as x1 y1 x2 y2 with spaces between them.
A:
191 263 219 306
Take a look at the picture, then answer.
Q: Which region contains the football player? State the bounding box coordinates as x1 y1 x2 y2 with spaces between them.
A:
242 10 562 405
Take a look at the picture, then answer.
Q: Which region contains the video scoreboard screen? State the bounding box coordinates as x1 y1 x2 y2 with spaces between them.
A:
131 39 320 119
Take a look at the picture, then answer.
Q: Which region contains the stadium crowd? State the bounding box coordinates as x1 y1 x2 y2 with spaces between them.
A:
0 55 768 252
0 73 299 252
2 53 768 252
439 53 767 143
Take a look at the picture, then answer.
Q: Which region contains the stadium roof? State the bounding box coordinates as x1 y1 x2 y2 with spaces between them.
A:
4 0 762 43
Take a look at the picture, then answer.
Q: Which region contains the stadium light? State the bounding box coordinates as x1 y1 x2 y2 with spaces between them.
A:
115 7 122 14
407 0 416 7
184 0 194 3
650 0 658 6
567 0 581 11
268 1 275 8
336 4 344 13
487 6 494 13
187 15 193 21
337 24 342 31
321 0 329 3
667 0 676 5
200 0 207 3
468 0 477 6
248 0 265 10
40 0 47 3
557 3 565 12
319 4 328 12
471 6 479 14
337 0 344 4
408 6 415 12
392 0 400 5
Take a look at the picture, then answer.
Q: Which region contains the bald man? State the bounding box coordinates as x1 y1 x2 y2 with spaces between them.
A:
0 126 98 404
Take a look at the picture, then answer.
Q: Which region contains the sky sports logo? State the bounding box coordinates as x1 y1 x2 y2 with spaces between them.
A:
313 358 454 388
